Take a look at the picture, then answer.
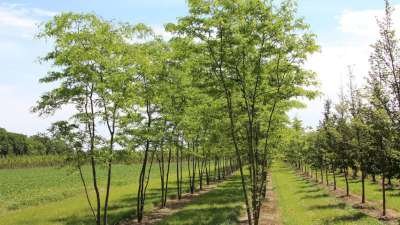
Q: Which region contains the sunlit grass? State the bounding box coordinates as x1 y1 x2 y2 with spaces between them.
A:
272 162 383 225
158 173 244 225
0 163 211 225
333 173 400 211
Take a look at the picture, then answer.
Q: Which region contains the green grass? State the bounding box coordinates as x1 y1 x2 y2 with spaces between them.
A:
158 173 244 225
272 162 383 225
0 163 213 225
333 173 400 212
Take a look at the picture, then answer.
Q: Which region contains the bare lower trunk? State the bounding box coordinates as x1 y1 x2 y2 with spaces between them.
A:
163 147 172 206
325 168 329 186
315 170 318 182
333 169 336 190
344 169 349 197
372 174 376 183
90 156 101 225
176 145 181 200
320 168 324 184
137 146 149 223
78 165 96 219
361 170 366 204
382 174 386 216
103 161 112 224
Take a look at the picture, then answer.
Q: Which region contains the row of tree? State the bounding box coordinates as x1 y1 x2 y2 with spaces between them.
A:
284 0 400 218
33 0 317 224
0 127 69 157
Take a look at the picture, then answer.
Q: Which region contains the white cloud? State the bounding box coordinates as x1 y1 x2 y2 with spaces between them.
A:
0 3 58 135
152 24 174 40
0 3 56 39
339 5 400 37
294 5 400 127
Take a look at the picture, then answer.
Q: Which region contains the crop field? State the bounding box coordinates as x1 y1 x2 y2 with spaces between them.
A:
0 163 204 225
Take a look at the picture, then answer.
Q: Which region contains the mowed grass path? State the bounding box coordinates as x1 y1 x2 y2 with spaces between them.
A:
0 163 205 225
272 162 383 225
158 174 244 225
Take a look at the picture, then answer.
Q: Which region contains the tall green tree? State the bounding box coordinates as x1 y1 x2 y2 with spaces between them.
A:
168 0 318 224
33 13 137 225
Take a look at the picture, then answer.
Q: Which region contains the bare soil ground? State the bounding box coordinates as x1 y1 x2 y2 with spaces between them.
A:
297 171 400 225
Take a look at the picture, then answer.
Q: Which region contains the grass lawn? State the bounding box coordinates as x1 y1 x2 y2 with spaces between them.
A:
333 173 400 212
157 174 244 225
272 162 384 225
0 163 213 225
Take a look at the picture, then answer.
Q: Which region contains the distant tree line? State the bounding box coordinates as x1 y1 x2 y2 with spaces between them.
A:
0 127 68 157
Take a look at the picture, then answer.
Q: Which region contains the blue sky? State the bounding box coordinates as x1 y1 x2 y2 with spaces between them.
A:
0 0 399 135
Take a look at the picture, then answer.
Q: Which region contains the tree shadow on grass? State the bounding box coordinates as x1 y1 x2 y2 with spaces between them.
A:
300 193 329 200
50 191 161 225
308 202 346 210
159 206 241 225
323 212 367 224
158 175 244 225
50 176 241 225
294 188 321 194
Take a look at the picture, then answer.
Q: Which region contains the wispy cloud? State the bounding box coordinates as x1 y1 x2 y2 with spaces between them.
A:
0 3 57 39
294 4 400 127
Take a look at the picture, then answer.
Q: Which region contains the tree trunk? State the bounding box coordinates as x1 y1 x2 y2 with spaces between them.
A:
382 174 386 216
325 168 329 186
372 174 377 183
137 145 149 223
344 169 349 197
78 164 96 219
163 146 172 207
361 170 366 204
320 168 324 184
333 169 337 191
315 170 318 182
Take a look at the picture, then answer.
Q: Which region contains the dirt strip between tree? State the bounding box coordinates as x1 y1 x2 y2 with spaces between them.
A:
296 171 400 225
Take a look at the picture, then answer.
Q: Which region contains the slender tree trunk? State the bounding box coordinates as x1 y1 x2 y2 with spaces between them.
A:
90 155 101 225
372 174 377 183
87 89 101 225
78 164 96 219
361 170 366 204
163 146 172 207
137 143 149 222
158 145 165 207
344 169 349 197
382 174 386 216
176 144 181 200
103 160 112 225
320 168 324 184
333 169 337 191
205 158 210 185
325 168 329 186
179 145 183 199
315 170 318 182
